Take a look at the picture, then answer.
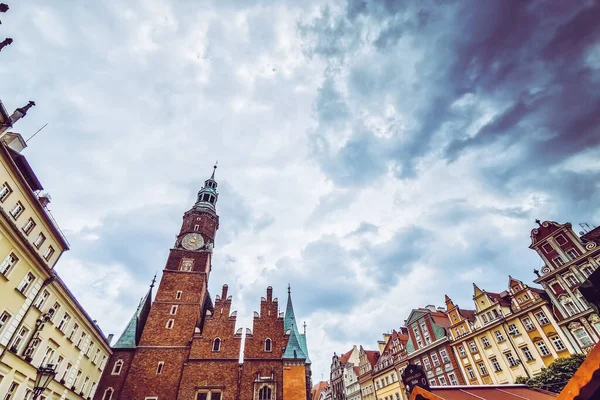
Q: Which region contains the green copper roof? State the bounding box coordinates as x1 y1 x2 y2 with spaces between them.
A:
283 285 297 333
298 332 312 364
113 286 152 349
282 324 307 360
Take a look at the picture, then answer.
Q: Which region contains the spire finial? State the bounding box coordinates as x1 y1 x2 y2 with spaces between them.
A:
288 283 291 294
150 272 157 289
303 321 306 334
211 161 218 179
535 219 542 227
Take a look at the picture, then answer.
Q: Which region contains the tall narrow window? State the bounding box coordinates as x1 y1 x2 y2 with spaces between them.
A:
465 366 475 380
566 249 579 260
0 310 11 333
69 323 79 341
0 182 13 202
10 326 29 352
551 335 566 351
61 362 72 382
43 246 55 261
33 232 46 248
112 360 124 375
17 272 36 294
166 319 174 329
0 252 19 276
170 305 178 315
536 341 551 357
9 201 24 219
522 317 535 331
258 386 272 400
34 289 50 309
490 357 502 372
522 346 534 361
505 352 518 367
554 257 565 267
535 311 550 325
194 224 199 231
22 218 36 235
40 346 55 367
102 388 114 400
176 291 183 299
494 331 505 342
77 332 87 349
573 328 593 347
212 337 221 352
265 338 272 352
58 312 71 332
4 382 19 400
477 363 487 375
156 361 164 374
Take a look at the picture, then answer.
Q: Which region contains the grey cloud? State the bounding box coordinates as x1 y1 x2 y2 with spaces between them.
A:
346 222 379 237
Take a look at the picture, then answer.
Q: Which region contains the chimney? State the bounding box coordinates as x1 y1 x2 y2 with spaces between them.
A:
266 286 273 302
38 193 51 208
107 334 114 345
9 101 35 125
425 305 436 312
221 284 229 300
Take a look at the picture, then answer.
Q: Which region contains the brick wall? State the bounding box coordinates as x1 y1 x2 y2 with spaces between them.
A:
93 349 134 400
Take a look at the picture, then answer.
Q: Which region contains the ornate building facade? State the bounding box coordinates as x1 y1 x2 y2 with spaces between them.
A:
0 100 111 400
446 277 574 385
530 220 600 352
357 346 379 400
93 168 311 400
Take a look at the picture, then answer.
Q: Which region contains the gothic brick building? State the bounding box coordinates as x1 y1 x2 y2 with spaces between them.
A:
94 167 311 400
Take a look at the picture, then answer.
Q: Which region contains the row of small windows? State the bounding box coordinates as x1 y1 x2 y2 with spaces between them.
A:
0 182 56 261
199 193 216 205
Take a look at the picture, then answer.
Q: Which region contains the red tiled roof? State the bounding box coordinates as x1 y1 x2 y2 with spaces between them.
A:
364 350 380 367
409 385 557 400
431 312 452 328
460 309 476 322
353 366 360 376
339 348 353 364
582 225 600 243
487 291 511 307
311 381 329 400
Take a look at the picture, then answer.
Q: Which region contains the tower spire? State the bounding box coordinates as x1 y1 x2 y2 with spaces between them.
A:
211 161 217 179
193 164 219 212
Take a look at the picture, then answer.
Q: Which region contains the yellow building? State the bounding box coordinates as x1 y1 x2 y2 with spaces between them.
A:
447 277 575 385
357 345 379 400
0 106 111 400
372 330 408 400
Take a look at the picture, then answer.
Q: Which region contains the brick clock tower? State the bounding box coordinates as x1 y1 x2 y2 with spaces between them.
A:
94 167 311 400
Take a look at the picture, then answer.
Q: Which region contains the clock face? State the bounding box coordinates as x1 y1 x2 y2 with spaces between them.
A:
182 233 204 250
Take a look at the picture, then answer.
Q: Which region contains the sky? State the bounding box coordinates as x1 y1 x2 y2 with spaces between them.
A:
2 0 600 382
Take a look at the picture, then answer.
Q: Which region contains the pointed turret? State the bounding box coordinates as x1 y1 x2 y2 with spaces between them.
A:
473 283 484 297
113 280 154 349
283 285 311 363
284 284 297 333
193 163 219 214
282 323 307 360
444 294 454 310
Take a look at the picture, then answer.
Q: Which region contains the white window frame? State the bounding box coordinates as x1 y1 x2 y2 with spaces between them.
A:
156 361 164 374
490 357 501 372
102 388 114 400
43 246 55 261
481 336 490 348
550 335 566 351
10 201 24 219
166 319 174 329
176 291 182 299
0 182 13 202
522 346 534 361
431 353 440 367
466 366 475 380
111 359 124 375
535 341 551 357
34 289 50 309
33 232 46 248
10 325 30 352
17 272 36 294
57 312 71 332
0 310 12 332
440 348 450 363
22 217 36 235
0 252 19 276
458 346 466 357
535 311 550 325
170 305 178 315
522 317 535 331
494 330 505 342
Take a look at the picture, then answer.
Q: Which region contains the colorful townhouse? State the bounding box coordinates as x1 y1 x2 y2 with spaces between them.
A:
357 345 379 400
372 329 408 400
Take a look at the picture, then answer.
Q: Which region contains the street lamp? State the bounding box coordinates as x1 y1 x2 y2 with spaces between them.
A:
33 364 56 400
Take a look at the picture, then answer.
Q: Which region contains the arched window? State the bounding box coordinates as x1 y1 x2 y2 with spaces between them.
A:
264 338 272 352
111 360 123 375
212 338 221 352
258 386 272 400
102 388 114 400
559 295 580 317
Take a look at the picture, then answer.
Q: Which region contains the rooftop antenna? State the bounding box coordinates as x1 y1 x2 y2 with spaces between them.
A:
25 123 48 143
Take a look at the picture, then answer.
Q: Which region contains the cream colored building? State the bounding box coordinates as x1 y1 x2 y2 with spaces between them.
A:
0 103 111 400
448 277 574 385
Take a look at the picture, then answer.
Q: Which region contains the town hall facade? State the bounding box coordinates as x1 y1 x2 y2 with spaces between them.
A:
93 167 311 400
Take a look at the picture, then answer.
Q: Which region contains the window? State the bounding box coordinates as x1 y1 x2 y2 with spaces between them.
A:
194 224 199 231
458 346 466 357
466 366 475 380
34 233 46 248
431 353 440 367
0 182 12 202
541 243 553 253
482 314 488 323
49 301 61 321
492 309 500 319
438 376 447 385
522 317 535 331
505 352 518 367
469 341 478 353
460 326 466 334
573 328 594 347
166 319 174 329
536 341 551 357
112 360 123 375
423 357 431 370
582 265 594 277
23 389 33 400
43 246 55 261
73 369 82 388
34 289 50 309
490 357 501 372
212 337 221 352
567 249 579 260
0 252 19 275
176 291 183 299
553 257 565 267
10 326 29 352
448 372 458 385
22 218 36 235
556 234 568 245
258 386 271 400
10 201 24 219
562 299 579 316
454 328 459 337
170 305 178 315
0 310 11 332
86 341 94 357
69 323 79 341
508 324 520 336
535 311 550 325
565 274 579 287
180 259 193 271
551 335 566 351
428 378 437 386
58 312 71 332
77 331 87 348
61 362 72 382
265 338 272 352
477 363 487 375
102 388 114 400
481 337 490 348
17 272 35 294
494 330 505 343
522 346 535 361
82 376 90 393
100 354 107 369
440 348 450 363
4 381 19 400
157 361 164 374
421 322 431 344
40 346 55 367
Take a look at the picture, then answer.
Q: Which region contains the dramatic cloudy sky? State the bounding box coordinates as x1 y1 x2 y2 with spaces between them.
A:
2 0 600 381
